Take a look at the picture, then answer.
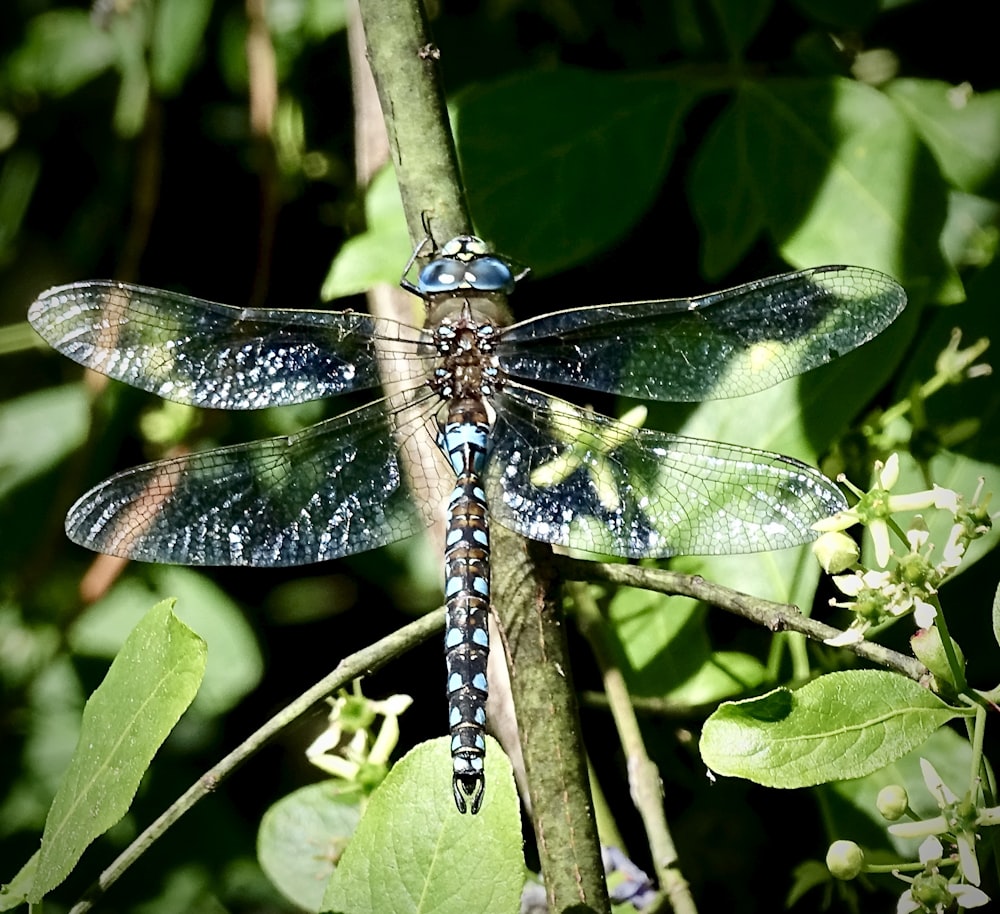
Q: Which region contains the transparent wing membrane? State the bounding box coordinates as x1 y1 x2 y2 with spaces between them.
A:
499 265 906 402
487 385 847 558
66 390 448 566
29 281 434 409
32 239 906 816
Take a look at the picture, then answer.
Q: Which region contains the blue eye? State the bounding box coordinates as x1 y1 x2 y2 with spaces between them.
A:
417 255 516 295
466 257 516 293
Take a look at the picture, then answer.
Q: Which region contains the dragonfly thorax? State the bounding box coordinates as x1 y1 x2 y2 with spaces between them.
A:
430 308 505 401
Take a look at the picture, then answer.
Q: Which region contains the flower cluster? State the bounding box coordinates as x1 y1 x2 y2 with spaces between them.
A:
812 454 992 646
893 840 990 912
306 683 412 792
827 759 1000 911
888 760 996 911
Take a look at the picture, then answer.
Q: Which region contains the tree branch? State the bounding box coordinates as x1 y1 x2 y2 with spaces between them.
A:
357 2 611 910
555 557 929 682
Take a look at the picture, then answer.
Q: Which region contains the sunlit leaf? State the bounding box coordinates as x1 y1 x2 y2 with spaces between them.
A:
151 0 214 96
323 737 522 914
0 384 89 501
886 79 1000 195
0 852 37 912
701 670 959 787
30 600 205 900
321 166 412 302
691 76 961 302
7 10 117 96
823 726 973 856
609 586 767 703
70 567 263 717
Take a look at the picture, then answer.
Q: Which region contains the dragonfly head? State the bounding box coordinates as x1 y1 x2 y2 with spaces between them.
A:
417 235 518 297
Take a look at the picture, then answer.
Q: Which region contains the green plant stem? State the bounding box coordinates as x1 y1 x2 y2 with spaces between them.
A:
929 594 968 693
970 704 986 791
864 861 925 875
67 610 443 914
0 319 46 355
569 581 698 914
978 702 1000 894
877 335 991 429
966 700 1000 892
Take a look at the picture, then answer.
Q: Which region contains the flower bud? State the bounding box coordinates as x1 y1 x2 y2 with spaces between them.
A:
911 626 965 690
812 531 860 574
826 840 865 879
876 784 909 821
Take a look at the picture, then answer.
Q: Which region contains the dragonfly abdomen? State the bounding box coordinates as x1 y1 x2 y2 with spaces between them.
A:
439 399 492 814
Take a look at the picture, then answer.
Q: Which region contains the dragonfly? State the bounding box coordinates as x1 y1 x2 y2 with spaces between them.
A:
28 237 906 813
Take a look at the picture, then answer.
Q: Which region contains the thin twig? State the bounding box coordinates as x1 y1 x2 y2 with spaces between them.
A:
555 557 929 682
569 581 698 914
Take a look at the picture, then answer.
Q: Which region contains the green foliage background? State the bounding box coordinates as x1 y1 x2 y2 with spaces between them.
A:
2 0 1000 911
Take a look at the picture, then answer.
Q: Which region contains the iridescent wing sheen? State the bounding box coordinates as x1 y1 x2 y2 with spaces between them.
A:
497 265 906 402
28 281 433 409
65 391 451 566
486 384 848 559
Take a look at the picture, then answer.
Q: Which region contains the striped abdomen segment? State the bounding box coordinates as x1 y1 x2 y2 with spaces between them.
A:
438 398 491 814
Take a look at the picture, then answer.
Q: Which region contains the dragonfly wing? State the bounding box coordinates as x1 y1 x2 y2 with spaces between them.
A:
28 281 433 408
498 266 906 401
66 392 449 566
486 385 847 559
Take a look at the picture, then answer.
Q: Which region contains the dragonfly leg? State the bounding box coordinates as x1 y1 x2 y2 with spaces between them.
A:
399 232 438 295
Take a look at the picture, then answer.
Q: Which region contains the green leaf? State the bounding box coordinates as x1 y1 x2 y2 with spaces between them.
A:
0 148 42 260
323 737 523 914
700 670 959 787
258 783 364 913
609 587 766 703
29 600 206 901
0 852 38 911
713 0 773 55
940 191 1000 270
70 567 263 716
0 383 89 501
113 47 150 139
456 69 701 276
886 79 1000 195
321 165 413 301
823 725 972 856
688 107 765 277
23 658 88 797
692 77 960 301
7 10 117 96
785 859 832 909
151 0 214 96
